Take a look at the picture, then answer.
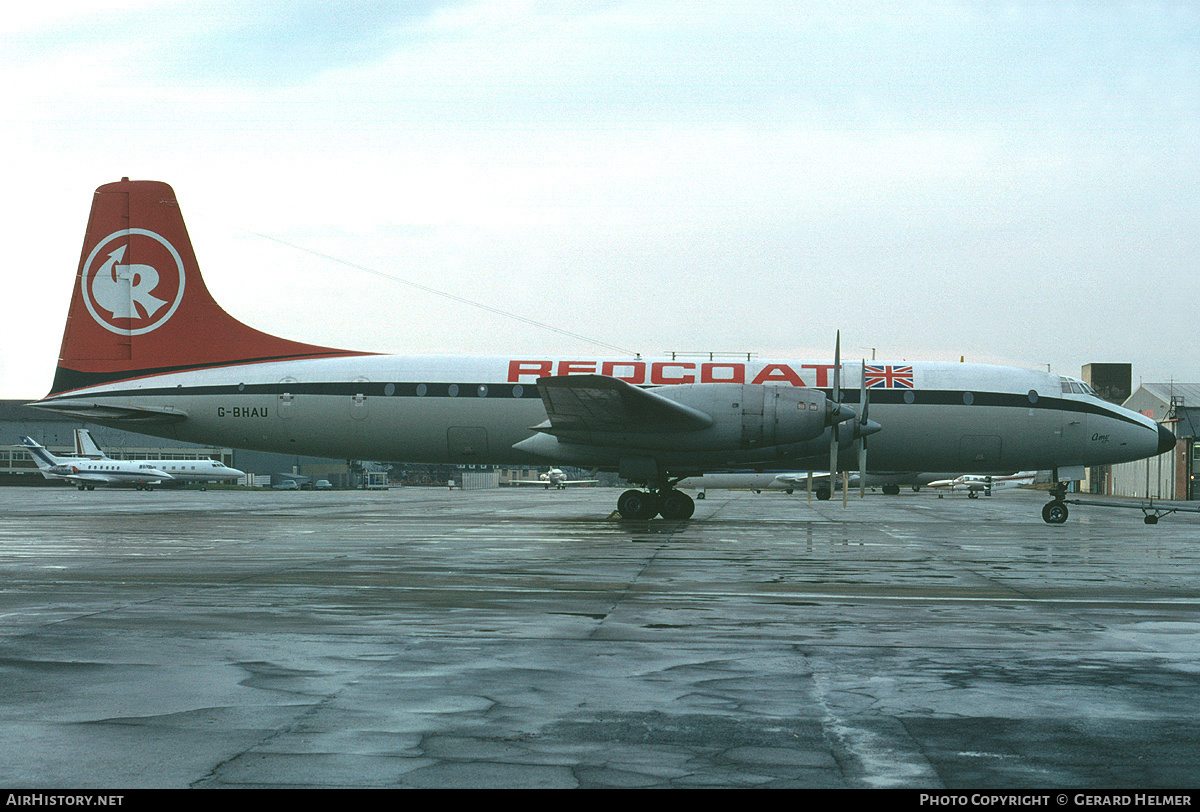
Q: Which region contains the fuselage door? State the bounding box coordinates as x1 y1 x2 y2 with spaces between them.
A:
351 376 369 421
958 435 1002 469
448 426 488 459
278 376 297 420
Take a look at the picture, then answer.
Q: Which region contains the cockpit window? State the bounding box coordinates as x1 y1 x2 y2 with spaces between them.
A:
1060 377 1095 396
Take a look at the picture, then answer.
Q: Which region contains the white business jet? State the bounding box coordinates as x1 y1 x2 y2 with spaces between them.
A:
72 429 244 486
21 436 172 490
29 180 1174 522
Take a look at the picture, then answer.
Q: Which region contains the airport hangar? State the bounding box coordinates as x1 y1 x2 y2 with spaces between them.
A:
0 361 1192 496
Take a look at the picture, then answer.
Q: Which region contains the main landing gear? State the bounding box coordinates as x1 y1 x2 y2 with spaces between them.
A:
616 487 695 520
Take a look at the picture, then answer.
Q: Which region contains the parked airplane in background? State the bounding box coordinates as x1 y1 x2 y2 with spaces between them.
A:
21 436 172 490
71 429 105 458
513 468 599 489
677 471 954 500
29 180 1175 522
928 471 1038 498
72 429 245 486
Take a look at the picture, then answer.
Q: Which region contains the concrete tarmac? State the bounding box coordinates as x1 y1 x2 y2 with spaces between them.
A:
1 485 1198 789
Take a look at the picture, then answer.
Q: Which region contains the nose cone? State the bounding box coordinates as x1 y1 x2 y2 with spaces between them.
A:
830 403 857 424
857 418 883 439
1158 424 1176 455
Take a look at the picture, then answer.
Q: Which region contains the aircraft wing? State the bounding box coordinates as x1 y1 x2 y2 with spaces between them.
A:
45 467 126 486
533 374 714 434
65 472 120 485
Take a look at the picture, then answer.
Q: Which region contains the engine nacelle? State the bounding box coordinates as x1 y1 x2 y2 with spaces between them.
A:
513 376 873 477
654 382 834 450
532 382 846 454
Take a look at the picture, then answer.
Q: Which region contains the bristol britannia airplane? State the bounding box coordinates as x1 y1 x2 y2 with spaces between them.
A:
29 179 1174 522
72 428 245 486
21 436 173 490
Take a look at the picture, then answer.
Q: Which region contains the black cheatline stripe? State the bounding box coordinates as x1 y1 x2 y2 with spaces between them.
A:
823 387 1147 428
44 381 543 400
39 382 1150 430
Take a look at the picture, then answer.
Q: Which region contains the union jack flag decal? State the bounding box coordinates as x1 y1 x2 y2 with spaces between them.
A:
864 365 914 389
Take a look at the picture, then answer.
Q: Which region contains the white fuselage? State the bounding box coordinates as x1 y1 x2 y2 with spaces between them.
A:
37 355 1166 474
139 459 242 483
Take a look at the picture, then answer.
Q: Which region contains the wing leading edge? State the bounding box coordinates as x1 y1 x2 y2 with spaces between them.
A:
533 374 713 434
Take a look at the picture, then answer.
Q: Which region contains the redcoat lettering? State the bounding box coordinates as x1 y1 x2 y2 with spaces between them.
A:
557 361 596 376
802 364 836 387
752 363 804 386
601 360 646 384
700 362 745 384
651 362 695 385
508 360 553 382
507 359 824 387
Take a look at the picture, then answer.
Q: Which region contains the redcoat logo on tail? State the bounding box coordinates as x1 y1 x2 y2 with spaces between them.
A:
81 229 186 335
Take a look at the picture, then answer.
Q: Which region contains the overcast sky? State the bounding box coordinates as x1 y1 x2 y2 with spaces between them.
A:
4 0 1198 399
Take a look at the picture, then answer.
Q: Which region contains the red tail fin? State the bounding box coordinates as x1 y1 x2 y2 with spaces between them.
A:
50 179 364 395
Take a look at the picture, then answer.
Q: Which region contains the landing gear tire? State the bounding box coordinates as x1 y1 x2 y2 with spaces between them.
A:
659 490 695 520
816 486 831 501
1042 501 1069 524
883 484 901 496
617 489 660 520
1145 515 1159 525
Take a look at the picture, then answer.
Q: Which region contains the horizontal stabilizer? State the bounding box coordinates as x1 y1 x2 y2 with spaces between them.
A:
534 374 713 434
28 400 188 424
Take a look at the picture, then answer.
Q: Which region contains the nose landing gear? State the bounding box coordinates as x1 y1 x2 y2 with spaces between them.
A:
1041 499 1069 524
1042 474 1069 524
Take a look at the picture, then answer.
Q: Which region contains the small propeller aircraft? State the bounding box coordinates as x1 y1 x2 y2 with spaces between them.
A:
512 468 599 489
